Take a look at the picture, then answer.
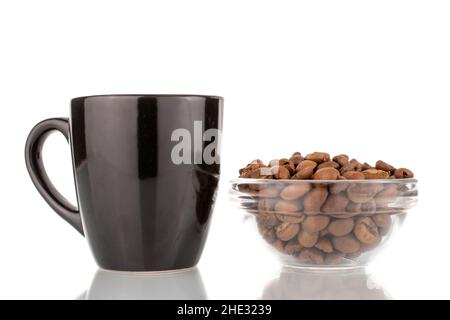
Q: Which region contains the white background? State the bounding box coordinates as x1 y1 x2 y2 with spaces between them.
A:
1 0 449 299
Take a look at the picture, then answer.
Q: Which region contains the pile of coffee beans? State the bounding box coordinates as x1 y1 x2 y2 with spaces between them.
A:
239 152 414 181
237 152 415 265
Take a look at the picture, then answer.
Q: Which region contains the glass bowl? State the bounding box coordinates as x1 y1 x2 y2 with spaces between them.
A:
229 178 418 269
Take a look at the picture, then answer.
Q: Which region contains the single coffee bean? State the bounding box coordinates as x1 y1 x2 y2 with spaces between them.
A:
376 160 396 174
372 213 391 230
354 217 379 245
346 184 378 203
322 194 349 213
350 159 363 172
257 211 279 228
332 235 361 254
394 168 414 179
303 186 328 214
342 171 365 180
298 248 324 264
277 213 305 224
284 239 303 255
375 184 400 208
276 222 300 241
317 161 340 170
328 218 354 237
328 175 347 192
312 167 340 180
305 152 330 164
293 160 317 179
274 200 301 213
297 230 319 247
362 162 373 171
280 183 311 200
362 169 390 179
271 165 291 179
302 215 330 233
315 238 333 253
289 152 303 166
258 186 282 198
333 154 349 167
340 163 357 174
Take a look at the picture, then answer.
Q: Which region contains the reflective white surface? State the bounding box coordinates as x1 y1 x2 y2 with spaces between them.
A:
78 268 207 300
262 267 389 300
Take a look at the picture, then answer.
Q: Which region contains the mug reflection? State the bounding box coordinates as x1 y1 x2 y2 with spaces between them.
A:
262 267 390 300
79 267 207 300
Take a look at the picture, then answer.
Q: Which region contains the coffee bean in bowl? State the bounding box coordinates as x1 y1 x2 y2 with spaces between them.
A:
230 152 418 268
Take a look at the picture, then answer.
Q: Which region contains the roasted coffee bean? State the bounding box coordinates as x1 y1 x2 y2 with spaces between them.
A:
302 215 330 233
280 183 311 200
257 211 279 228
271 165 291 179
362 162 373 171
303 186 328 214
289 152 304 166
346 201 362 213
274 200 301 213
322 194 349 213
375 185 399 208
317 161 340 170
298 248 324 264
376 160 396 174
342 171 365 180
328 218 354 237
362 169 390 179
340 163 357 174
333 154 349 167
293 160 317 179
394 168 414 179
350 159 363 172
315 238 333 253
284 239 303 255
277 213 305 224
305 152 330 164
332 235 361 254
346 184 379 203
312 167 340 180
258 186 282 198
297 230 319 247
354 217 379 245
372 213 391 230
276 222 300 241
329 176 348 194
360 199 376 214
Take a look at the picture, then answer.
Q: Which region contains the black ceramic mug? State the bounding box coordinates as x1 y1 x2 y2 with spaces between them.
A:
25 94 223 271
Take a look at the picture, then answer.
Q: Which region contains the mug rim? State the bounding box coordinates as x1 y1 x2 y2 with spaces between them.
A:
71 94 223 102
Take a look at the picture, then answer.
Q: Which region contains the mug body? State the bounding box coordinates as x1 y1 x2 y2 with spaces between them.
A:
70 95 223 271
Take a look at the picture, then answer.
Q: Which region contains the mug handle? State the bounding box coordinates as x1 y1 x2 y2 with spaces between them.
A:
25 118 84 235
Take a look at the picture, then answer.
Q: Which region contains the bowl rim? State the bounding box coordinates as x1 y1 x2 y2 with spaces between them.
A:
229 177 418 184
